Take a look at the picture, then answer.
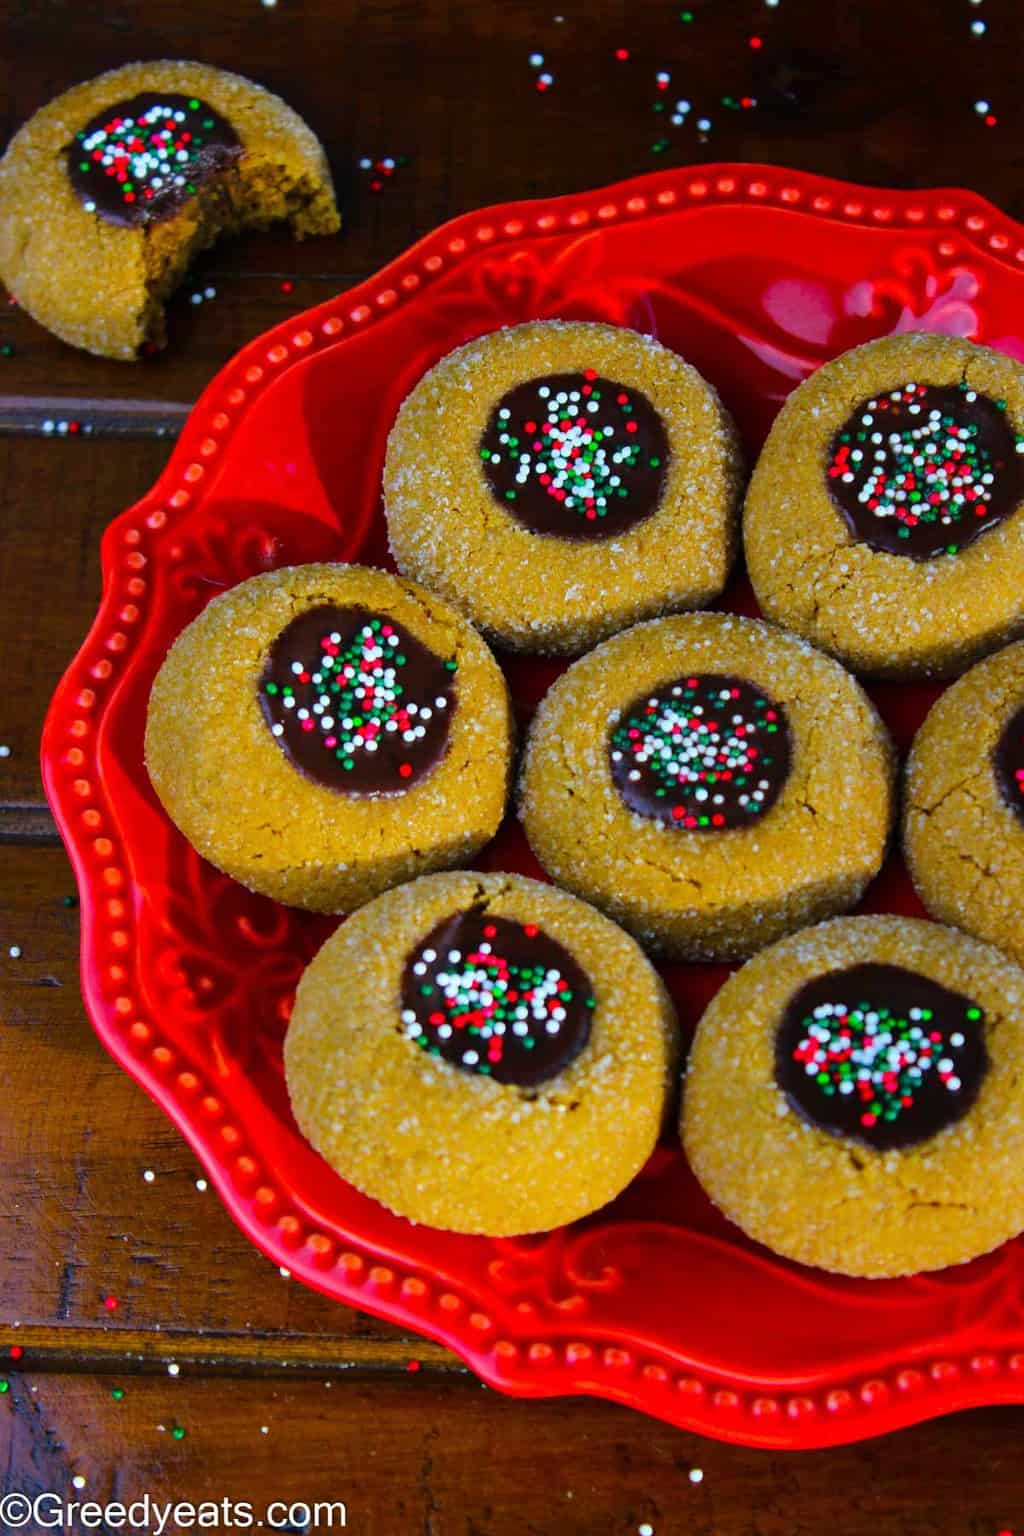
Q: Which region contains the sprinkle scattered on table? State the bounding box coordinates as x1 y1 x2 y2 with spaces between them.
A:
358 154 408 193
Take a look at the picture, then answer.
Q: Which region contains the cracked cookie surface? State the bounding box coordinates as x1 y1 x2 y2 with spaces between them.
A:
384 321 743 655
682 914 1024 1276
904 638 1024 965
0 60 339 359
744 333 1024 678
284 871 679 1234
145 564 513 913
518 612 894 961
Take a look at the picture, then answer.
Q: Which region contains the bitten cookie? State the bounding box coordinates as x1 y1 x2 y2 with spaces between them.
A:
145 564 512 913
904 638 1024 965
0 61 339 358
384 320 743 654
519 613 894 961
682 915 1024 1277
744 333 1024 678
284 871 679 1235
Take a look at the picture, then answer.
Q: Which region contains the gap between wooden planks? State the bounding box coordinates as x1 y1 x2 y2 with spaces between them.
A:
0 1328 459 1377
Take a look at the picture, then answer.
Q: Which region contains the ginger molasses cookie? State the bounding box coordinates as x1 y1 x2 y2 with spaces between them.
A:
284 871 679 1235
0 61 339 358
518 613 893 961
145 565 512 913
682 915 1024 1276
904 638 1024 966
384 320 743 654
744 333 1024 677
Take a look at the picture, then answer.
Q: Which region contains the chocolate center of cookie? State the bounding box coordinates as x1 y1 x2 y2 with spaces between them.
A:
67 93 241 226
993 701 1024 822
609 674 790 829
400 911 595 1085
775 963 987 1150
827 381 1024 559
479 372 669 539
259 605 456 795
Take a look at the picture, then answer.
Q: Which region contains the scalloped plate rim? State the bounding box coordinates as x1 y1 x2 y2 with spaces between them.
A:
40 161 1024 1449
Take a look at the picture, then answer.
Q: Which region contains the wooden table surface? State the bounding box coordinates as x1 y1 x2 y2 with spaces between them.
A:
3 1 1024 1530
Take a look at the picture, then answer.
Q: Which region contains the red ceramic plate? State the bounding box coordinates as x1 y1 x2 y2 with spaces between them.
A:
42 164 1024 1448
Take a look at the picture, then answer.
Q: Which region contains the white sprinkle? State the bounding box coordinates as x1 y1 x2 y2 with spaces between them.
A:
195 1178 208 1193
975 99 990 113
0 744 9 757
261 0 278 8
279 1267 291 1278
971 19 986 33
167 1362 180 1376
8 945 21 959
689 1468 704 1484
529 51 544 66
143 1169 155 1183
639 1526 654 1536
260 1425 269 1434
72 1476 86 1490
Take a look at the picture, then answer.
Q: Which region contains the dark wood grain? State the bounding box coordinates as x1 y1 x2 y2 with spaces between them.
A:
5 0 1024 1519
2 1373 1024 1536
3 0 1024 411
0 845 421 1355
0 436 172 809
